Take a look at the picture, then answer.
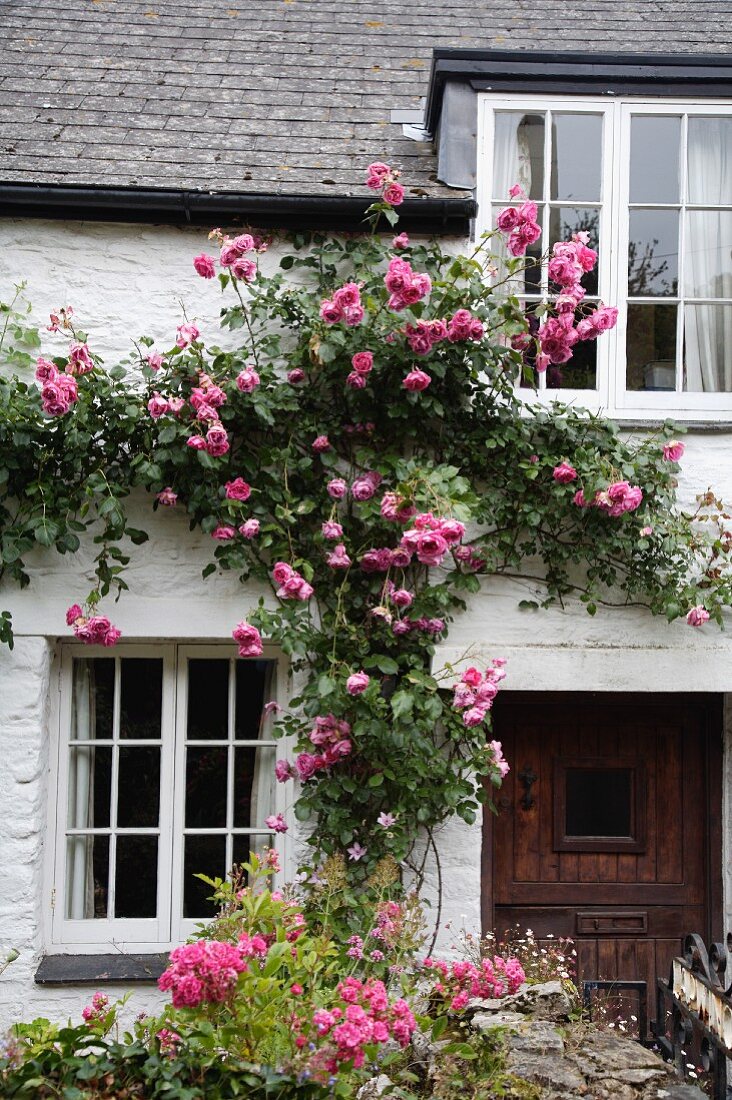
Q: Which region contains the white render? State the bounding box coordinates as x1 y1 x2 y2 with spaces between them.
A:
1 217 732 1028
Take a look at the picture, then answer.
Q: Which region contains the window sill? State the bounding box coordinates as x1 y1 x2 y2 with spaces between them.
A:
35 953 168 985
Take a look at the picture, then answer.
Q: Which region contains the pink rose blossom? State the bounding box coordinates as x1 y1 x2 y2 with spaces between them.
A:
327 478 348 500
275 759 295 783
232 621 263 657
346 671 370 695
383 181 404 206
233 233 255 253
391 588 413 608
352 472 382 501
553 461 578 484
146 352 164 371
147 392 169 419
687 606 710 627
231 257 257 282
193 253 217 279
663 440 685 462
35 357 58 383
287 368 305 384
205 424 230 456
320 300 343 324
175 322 200 349
327 543 351 569
156 487 178 506
239 519 260 538
187 434 207 450
346 371 367 389
66 604 84 625
403 369 431 392
68 342 94 375
322 520 343 540
225 478 251 501
236 367 260 393
312 435 331 452
265 813 288 834
212 525 236 540
392 232 409 249
351 351 374 374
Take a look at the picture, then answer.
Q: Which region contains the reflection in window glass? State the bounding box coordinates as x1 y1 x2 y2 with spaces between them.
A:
626 304 677 391
546 335 597 391
120 658 162 739
234 746 276 828
71 658 114 741
684 304 732 392
184 834 226 918
187 659 229 740
66 835 109 919
551 114 602 201
628 210 679 296
186 746 228 828
630 116 680 204
117 746 161 828
688 117 732 205
116 836 158 918
67 746 112 829
492 112 544 200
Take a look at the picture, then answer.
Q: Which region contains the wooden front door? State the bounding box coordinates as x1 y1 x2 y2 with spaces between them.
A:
485 694 722 1025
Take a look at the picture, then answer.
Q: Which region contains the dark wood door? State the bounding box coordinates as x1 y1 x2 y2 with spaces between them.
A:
485 694 722 1025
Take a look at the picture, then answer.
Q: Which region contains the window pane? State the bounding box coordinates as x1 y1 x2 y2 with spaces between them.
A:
566 768 632 837
628 209 679 296
235 659 272 741
65 834 109 918
117 746 161 827
67 746 112 828
234 746 276 828
687 117 732 205
492 111 544 200
685 211 732 298
120 658 162 739
626 303 677 391
186 746 228 827
548 207 600 294
545 332 597 391
115 835 157 918
232 833 274 870
184 834 226 918
71 658 114 741
630 116 680 204
684 304 732 392
551 114 602 201
187 659 229 740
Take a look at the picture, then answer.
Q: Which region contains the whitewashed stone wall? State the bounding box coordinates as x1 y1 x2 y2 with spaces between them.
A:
1 218 731 1028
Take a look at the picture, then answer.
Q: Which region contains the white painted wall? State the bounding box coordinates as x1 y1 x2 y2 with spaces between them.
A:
1 217 731 1029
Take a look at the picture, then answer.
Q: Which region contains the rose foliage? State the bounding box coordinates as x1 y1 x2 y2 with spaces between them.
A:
0 168 731 885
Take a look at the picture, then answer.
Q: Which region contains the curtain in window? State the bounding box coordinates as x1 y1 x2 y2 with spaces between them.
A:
250 662 277 830
67 659 97 919
685 119 732 392
493 114 532 200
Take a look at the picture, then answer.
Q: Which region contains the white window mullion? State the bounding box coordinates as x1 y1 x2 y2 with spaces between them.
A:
226 657 236 875
106 656 121 919
676 112 689 394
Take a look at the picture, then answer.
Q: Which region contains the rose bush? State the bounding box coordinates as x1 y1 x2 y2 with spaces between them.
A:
0 163 731 892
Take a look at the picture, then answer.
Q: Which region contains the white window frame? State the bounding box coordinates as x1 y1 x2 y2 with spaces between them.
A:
48 642 290 954
476 93 732 422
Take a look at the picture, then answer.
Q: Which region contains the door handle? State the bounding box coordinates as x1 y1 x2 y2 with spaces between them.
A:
518 766 537 810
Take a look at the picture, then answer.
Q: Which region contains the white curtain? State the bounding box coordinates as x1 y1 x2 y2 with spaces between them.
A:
66 659 97 919
493 112 533 201
250 661 277 830
685 118 732 392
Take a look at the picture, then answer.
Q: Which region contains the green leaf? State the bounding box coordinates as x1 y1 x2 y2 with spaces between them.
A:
375 656 399 675
391 690 413 719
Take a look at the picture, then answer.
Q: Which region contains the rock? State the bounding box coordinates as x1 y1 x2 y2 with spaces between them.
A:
470 1010 526 1031
499 980 575 1020
506 1050 586 1093
356 1074 392 1099
508 1019 565 1055
654 1086 707 1099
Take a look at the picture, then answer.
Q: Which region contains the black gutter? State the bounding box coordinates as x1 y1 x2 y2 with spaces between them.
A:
0 183 476 235
426 49 732 135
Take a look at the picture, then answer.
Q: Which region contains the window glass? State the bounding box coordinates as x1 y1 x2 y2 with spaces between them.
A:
65 835 109 919
120 658 162 739
626 303 677 391
687 117 732 204
685 211 732 298
115 836 158 918
551 113 602 201
565 768 632 836
630 115 681 204
628 209 679 296
492 111 545 200
684 304 732 392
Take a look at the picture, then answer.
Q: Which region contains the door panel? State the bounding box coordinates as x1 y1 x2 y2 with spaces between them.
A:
486 694 721 1033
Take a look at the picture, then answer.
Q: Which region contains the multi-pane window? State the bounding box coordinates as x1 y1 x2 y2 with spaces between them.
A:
479 96 732 418
53 645 285 950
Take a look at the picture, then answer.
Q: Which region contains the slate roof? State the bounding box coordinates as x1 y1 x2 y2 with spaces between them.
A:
1 0 732 200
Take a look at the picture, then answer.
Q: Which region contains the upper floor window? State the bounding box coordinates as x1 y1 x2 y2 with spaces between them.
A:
478 96 732 420
51 644 286 952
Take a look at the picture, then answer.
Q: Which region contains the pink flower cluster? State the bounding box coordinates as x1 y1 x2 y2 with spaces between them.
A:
158 937 266 1008
365 161 405 207
422 954 525 1013
402 309 483 357
66 604 121 647
81 992 109 1024
495 187 542 257
381 492 417 523
320 282 364 326
573 479 643 516
351 470 382 501
156 1028 181 1056
309 976 416 1075
292 713 353 779
489 739 510 779
219 233 259 282
36 357 79 416
272 561 314 601
452 661 507 728
346 350 374 388
400 512 466 566
232 621 263 657
384 256 431 312
536 234 617 366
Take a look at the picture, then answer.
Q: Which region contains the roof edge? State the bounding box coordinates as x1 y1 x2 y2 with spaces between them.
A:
426 48 732 133
0 183 476 235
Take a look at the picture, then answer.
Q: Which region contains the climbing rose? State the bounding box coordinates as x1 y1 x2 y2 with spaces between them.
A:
287 368 305 384
327 544 351 569
236 367 260 393
146 351 163 371
351 351 373 374
383 181 404 206
205 424 230 456
346 671 370 695
225 478 251 501
312 435 331 452
187 434 206 450
346 371 367 389
212 525 236 540
35 357 57 382
264 813 288 834
552 461 577 483
68 342 94 374
327 478 348 500
687 606 710 627
232 621 263 657
158 941 247 1008
275 759 295 782
663 440 685 462
66 604 83 625
392 232 409 249
239 519 260 538
156 487 178 506
271 562 314 601
193 253 217 278
72 615 121 647
322 520 343 540
231 257 257 282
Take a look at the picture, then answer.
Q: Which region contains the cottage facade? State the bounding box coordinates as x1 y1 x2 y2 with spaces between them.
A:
2 0 732 1030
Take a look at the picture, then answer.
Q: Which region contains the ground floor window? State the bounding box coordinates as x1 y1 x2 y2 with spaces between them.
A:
52 644 285 951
